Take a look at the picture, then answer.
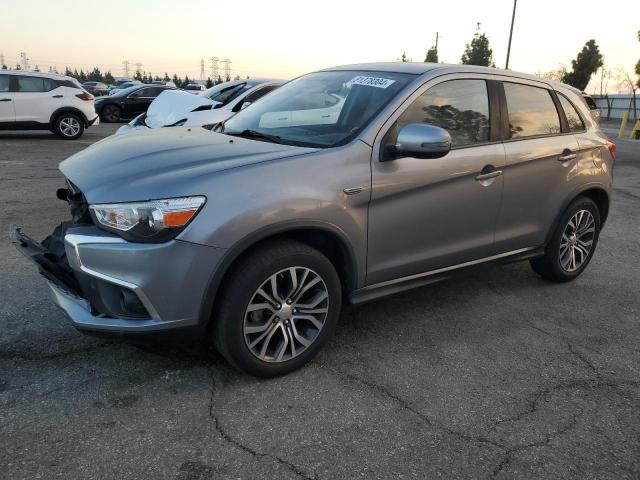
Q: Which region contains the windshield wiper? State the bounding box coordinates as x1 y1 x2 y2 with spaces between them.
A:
225 129 283 144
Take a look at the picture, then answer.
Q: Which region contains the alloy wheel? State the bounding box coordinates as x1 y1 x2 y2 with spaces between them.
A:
60 117 81 137
559 209 595 272
103 106 120 122
243 266 329 363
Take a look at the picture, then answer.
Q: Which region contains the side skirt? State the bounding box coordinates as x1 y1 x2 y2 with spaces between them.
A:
349 246 544 305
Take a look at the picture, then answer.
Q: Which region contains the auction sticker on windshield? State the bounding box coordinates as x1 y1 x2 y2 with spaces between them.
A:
349 76 396 89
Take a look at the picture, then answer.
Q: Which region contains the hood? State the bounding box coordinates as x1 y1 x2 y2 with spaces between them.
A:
145 90 220 128
60 127 318 203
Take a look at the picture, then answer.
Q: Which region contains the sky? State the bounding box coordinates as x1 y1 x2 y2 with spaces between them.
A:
1 0 638 93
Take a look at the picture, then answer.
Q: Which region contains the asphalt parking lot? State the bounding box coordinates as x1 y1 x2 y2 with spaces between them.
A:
1 123 639 480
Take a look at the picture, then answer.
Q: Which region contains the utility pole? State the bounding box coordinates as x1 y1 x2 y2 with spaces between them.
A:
434 32 439 51
122 60 130 77
223 58 231 81
210 57 219 82
505 0 517 69
20 52 30 71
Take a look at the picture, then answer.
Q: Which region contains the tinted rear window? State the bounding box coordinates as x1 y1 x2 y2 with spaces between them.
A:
504 83 560 138
558 93 585 132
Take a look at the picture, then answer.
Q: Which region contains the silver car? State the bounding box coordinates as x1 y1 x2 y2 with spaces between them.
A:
14 63 616 377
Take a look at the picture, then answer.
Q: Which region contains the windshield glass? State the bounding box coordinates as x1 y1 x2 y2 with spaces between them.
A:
202 80 257 105
114 85 140 96
222 71 412 148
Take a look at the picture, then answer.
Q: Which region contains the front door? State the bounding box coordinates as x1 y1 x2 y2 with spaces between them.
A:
13 75 64 123
367 77 505 285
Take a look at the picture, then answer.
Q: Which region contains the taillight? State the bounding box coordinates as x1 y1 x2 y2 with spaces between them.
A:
75 91 94 101
606 139 617 161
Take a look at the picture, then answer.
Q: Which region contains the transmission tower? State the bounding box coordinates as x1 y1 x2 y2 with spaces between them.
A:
20 52 30 71
122 60 131 77
210 57 219 81
199 58 205 81
222 58 231 81
0 54 4 68
134 62 143 77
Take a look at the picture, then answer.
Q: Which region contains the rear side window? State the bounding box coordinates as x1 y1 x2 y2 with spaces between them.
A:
558 93 585 132
397 79 490 147
583 95 597 110
17 76 57 92
0 75 9 92
504 83 560 138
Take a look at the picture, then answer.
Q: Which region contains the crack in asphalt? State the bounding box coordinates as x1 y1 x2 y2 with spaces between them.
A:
207 367 318 480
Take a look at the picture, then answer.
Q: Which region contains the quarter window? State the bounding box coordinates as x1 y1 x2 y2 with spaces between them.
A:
504 83 561 138
397 79 490 147
558 93 585 132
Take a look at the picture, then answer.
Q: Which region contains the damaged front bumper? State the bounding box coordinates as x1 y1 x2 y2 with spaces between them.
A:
12 224 225 336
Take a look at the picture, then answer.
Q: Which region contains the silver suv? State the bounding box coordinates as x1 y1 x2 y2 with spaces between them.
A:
14 63 616 377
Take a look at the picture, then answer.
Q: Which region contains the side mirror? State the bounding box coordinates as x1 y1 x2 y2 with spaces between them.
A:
392 123 451 159
240 101 252 110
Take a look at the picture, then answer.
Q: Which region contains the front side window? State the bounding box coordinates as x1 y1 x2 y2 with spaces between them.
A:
504 83 561 138
223 71 413 148
17 76 56 93
396 79 490 147
0 75 9 92
558 93 585 132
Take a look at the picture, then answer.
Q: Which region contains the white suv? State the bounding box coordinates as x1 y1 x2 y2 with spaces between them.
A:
0 70 99 140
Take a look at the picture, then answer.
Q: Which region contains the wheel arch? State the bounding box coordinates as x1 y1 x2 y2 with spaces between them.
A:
198 221 359 329
545 184 610 246
50 107 89 128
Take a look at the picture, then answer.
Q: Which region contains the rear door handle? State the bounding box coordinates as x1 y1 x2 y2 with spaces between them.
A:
558 149 576 162
475 170 502 181
0 98 12 102
52 95 63 98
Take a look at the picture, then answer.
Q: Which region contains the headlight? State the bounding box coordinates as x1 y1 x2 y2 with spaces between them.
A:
89 196 206 243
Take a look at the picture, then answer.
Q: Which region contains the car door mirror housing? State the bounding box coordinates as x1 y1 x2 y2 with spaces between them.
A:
391 123 452 160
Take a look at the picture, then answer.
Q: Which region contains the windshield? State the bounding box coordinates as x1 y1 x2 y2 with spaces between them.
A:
222 71 412 148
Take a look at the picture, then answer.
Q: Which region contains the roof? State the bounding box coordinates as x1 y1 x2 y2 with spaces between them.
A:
319 62 576 91
1 69 75 81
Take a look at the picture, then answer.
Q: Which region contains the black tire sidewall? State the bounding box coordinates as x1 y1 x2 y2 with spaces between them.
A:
545 197 601 281
216 243 342 377
54 113 84 140
102 104 121 122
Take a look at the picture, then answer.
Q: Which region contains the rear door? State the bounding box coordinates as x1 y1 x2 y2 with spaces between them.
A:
126 86 164 115
493 79 580 252
0 74 15 123
13 75 64 123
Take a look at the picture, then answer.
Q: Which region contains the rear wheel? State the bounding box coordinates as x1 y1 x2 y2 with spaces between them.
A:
530 196 601 282
213 240 342 377
53 113 84 140
101 104 122 122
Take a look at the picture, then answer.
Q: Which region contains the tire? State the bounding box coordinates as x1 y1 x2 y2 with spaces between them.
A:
53 113 84 140
213 240 342 377
101 104 122 122
530 196 601 282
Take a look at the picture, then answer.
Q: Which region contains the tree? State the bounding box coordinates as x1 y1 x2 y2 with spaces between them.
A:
78 69 87 83
461 26 494 66
163 72 170 82
635 30 640 89
172 74 181 88
562 39 603 91
183 75 191 86
399 51 408 62
104 70 115 84
1 64 6 70
33 65 40 72
205 77 214 88
425 46 438 63
15 63 22 70
216 75 223 84
536 66 567 82
133 69 143 81
87 67 103 82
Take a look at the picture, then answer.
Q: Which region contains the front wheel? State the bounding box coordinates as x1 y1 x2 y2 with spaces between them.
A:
530 196 601 282
53 113 84 140
213 240 342 377
101 104 122 122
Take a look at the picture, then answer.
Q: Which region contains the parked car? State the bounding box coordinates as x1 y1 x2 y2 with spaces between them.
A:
95 84 176 122
108 80 141 95
182 83 206 94
0 70 98 139
116 78 282 135
82 81 109 97
13 63 615 377
152 80 177 88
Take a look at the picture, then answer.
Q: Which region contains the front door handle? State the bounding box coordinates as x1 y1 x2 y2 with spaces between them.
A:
475 165 503 182
52 95 64 98
558 149 577 162
0 98 12 102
